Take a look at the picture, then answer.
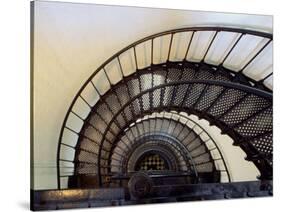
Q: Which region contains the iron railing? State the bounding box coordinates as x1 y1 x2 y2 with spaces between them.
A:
57 27 273 189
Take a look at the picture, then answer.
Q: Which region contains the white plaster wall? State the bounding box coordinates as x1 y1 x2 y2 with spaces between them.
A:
32 0 272 189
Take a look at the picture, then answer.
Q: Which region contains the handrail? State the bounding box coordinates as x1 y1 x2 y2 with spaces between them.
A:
57 27 273 189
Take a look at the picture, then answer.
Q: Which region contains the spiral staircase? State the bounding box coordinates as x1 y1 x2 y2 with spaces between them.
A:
32 27 273 210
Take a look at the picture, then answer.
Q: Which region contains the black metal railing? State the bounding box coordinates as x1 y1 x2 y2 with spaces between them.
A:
57 27 273 189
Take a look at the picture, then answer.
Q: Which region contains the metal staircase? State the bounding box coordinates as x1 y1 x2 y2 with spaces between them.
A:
56 27 273 201
74 112 230 188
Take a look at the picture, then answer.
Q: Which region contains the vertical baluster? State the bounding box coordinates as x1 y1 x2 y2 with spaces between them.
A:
184 31 195 61
220 33 244 66
167 33 174 62
117 56 125 78
151 38 154 65
90 80 102 97
239 39 272 73
79 95 92 109
202 31 218 62
133 46 138 70
260 72 273 83
103 68 112 87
